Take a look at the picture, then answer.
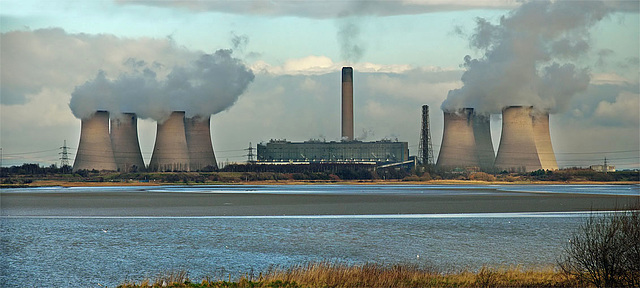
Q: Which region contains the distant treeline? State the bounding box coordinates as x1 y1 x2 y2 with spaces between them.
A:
1 163 638 184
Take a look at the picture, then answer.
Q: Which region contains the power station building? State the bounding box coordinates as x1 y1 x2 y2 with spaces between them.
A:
257 140 409 163
256 67 411 166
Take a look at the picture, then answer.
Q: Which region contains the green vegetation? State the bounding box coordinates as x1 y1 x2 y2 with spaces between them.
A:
1 163 638 187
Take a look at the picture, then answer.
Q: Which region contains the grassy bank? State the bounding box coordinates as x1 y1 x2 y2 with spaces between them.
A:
118 263 580 288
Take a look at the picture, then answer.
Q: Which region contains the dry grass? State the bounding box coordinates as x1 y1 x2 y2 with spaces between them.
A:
117 262 582 288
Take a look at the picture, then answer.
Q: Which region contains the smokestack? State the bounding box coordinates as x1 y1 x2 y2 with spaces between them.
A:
342 67 354 141
110 113 145 172
148 111 190 172
73 110 117 172
436 108 494 170
185 116 218 171
532 111 558 170
494 106 543 172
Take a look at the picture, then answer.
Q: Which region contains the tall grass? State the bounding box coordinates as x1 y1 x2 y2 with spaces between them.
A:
117 262 579 288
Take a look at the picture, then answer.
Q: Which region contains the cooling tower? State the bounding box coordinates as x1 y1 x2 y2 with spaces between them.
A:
185 116 218 171
148 111 190 172
436 108 478 169
342 67 354 141
110 113 145 172
73 110 117 172
472 113 496 169
494 106 542 172
532 112 558 170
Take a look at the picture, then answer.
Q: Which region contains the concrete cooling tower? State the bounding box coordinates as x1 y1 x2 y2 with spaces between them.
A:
494 106 558 172
73 110 117 172
342 67 354 141
436 108 494 170
148 111 190 172
110 113 145 172
185 116 218 171
472 113 496 169
532 112 558 170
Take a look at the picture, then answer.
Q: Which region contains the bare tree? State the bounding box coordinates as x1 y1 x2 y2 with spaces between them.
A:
559 209 640 288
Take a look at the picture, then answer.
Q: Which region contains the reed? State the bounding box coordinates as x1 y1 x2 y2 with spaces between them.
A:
117 262 580 288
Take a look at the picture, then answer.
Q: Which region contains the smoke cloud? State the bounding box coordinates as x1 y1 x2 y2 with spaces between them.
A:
442 0 611 114
337 16 366 64
69 49 255 121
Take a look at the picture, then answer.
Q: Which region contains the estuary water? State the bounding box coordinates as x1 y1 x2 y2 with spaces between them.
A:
1 184 638 287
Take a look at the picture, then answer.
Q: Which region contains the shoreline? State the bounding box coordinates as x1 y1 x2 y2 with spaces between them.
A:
3 179 639 188
3 185 638 217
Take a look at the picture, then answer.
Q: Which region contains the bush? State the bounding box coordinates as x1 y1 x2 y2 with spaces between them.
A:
559 210 640 288
469 172 496 182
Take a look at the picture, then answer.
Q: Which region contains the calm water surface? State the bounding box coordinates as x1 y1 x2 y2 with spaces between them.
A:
1 184 637 287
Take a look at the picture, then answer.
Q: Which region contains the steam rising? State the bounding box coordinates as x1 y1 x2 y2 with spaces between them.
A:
442 0 610 114
69 49 254 121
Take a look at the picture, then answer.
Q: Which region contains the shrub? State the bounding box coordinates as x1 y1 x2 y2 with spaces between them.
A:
559 210 640 288
469 172 496 182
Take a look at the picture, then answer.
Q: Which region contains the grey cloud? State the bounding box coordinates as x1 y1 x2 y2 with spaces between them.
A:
115 0 520 19
596 49 614 68
561 81 639 127
0 28 196 107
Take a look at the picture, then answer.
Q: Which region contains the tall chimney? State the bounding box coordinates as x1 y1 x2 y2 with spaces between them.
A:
342 67 354 141
73 110 117 172
110 113 146 172
149 111 190 172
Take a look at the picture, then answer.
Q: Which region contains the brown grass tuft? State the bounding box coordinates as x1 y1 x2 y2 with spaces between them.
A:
118 262 581 288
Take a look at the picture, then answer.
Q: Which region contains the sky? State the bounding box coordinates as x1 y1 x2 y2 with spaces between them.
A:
1 0 638 170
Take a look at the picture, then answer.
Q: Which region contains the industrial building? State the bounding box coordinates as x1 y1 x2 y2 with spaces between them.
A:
494 106 558 172
257 140 409 163
256 67 411 167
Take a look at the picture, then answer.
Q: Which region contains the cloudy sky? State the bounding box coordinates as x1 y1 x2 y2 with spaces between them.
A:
1 0 638 169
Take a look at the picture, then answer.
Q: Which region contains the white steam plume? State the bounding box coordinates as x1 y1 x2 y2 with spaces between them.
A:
69 49 254 121
442 0 610 114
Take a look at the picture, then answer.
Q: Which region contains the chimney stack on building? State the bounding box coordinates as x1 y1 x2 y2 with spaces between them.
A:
341 67 354 141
